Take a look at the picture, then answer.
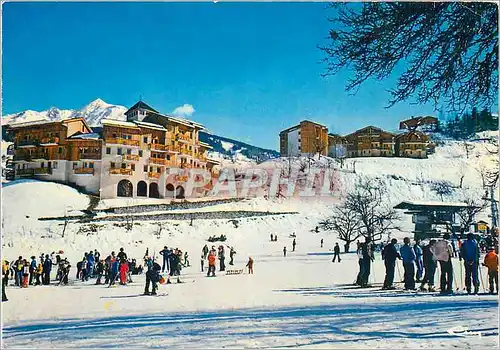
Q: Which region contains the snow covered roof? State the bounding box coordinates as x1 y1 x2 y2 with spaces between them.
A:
7 119 58 128
167 115 205 129
134 121 167 131
102 119 139 129
67 132 101 140
125 101 159 115
394 200 471 210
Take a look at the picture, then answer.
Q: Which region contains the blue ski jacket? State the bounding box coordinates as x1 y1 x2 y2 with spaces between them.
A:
400 245 416 264
460 239 479 262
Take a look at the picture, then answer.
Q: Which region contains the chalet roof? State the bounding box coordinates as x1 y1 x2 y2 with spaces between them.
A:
62 117 93 133
102 119 140 129
394 200 473 211
67 132 101 140
134 120 167 131
280 124 301 134
300 120 327 128
199 141 213 149
345 125 396 138
125 101 159 115
7 119 61 128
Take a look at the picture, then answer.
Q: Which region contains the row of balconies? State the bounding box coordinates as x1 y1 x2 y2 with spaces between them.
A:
16 137 60 147
16 168 53 176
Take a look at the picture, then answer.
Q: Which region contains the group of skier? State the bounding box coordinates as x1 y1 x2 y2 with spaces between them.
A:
378 232 499 295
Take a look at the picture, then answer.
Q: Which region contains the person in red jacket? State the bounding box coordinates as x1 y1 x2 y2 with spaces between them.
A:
207 252 216 277
483 247 498 294
119 259 129 285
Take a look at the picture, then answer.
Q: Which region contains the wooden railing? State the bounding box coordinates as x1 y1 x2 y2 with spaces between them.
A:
105 138 140 146
150 143 168 151
40 136 60 145
17 140 38 147
16 168 35 176
176 133 192 142
109 168 133 175
34 168 53 175
74 167 95 175
123 154 139 161
79 152 101 160
148 172 161 179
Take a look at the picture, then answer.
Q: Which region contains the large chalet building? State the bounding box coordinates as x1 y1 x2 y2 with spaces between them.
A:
280 117 434 159
7 101 220 199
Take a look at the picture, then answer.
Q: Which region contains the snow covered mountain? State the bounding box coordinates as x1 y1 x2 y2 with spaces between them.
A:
2 98 127 126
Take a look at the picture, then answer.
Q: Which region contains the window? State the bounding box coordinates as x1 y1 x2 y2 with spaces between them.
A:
144 165 148 172
84 162 88 168
112 133 117 139
143 136 148 143
139 150 143 157
117 148 122 155
111 162 116 169
167 155 170 160
106 147 111 155
149 166 153 172
156 167 161 174
127 149 132 155
89 162 94 169
131 164 135 171
121 163 126 169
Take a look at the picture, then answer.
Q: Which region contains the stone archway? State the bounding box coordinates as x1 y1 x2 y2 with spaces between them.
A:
149 182 160 198
117 179 133 197
137 181 147 197
166 183 175 198
175 185 185 199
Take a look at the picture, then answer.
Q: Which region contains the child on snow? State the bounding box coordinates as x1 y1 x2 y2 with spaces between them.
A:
207 252 216 277
483 247 498 294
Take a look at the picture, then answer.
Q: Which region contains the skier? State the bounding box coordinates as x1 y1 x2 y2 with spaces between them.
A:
95 260 105 285
218 246 226 272
16 256 24 286
87 251 95 279
321 239 324 248
420 240 437 292
167 250 182 284
76 260 82 280
283 246 287 257
43 254 52 285
29 256 37 285
414 239 424 282
117 248 127 262
360 238 374 287
482 247 498 294
400 237 416 290
229 247 236 265
460 232 480 294
159 246 169 273
2 260 8 302
200 254 205 272
207 252 216 277
22 260 29 288
332 243 341 262
59 259 71 285
292 239 296 252
81 257 88 282
109 256 120 286
202 245 209 259
246 257 254 274
35 260 43 286
184 252 189 267
270 233 273 242
119 259 129 285
432 232 454 295
382 238 401 290
144 257 161 295
274 234 278 242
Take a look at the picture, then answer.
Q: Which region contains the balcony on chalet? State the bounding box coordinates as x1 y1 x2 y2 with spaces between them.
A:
149 157 169 166
34 167 53 175
109 168 133 175
74 167 95 175
40 136 60 145
16 168 35 176
17 139 38 148
148 172 161 179
105 138 140 147
123 154 139 161
176 134 192 143
79 152 101 160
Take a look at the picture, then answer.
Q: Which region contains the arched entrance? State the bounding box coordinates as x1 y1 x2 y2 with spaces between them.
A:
149 182 160 198
137 181 147 197
117 179 133 197
175 185 185 199
166 183 175 198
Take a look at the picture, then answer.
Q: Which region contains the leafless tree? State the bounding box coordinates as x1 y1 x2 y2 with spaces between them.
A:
319 206 362 252
431 180 455 201
343 178 401 242
456 195 487 233
462 141 475 159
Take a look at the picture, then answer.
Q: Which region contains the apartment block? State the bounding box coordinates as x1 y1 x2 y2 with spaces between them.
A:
279 120 328 157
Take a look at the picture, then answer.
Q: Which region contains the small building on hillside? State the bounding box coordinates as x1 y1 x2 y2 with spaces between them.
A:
344 126 396 157
394 130 430 159
399 116 438 132
279 120 328 157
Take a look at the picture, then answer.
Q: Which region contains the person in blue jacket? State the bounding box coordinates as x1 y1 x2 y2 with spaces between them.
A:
144 257 161 295
460 232 480 294
29 256 37 285
42 254 52 285
87 251 95 279
414 239 424 282
382 238 401 290
109 258 120 286
400 237 417 290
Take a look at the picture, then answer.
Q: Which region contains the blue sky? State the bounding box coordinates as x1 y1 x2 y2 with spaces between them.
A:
3 2 443 150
